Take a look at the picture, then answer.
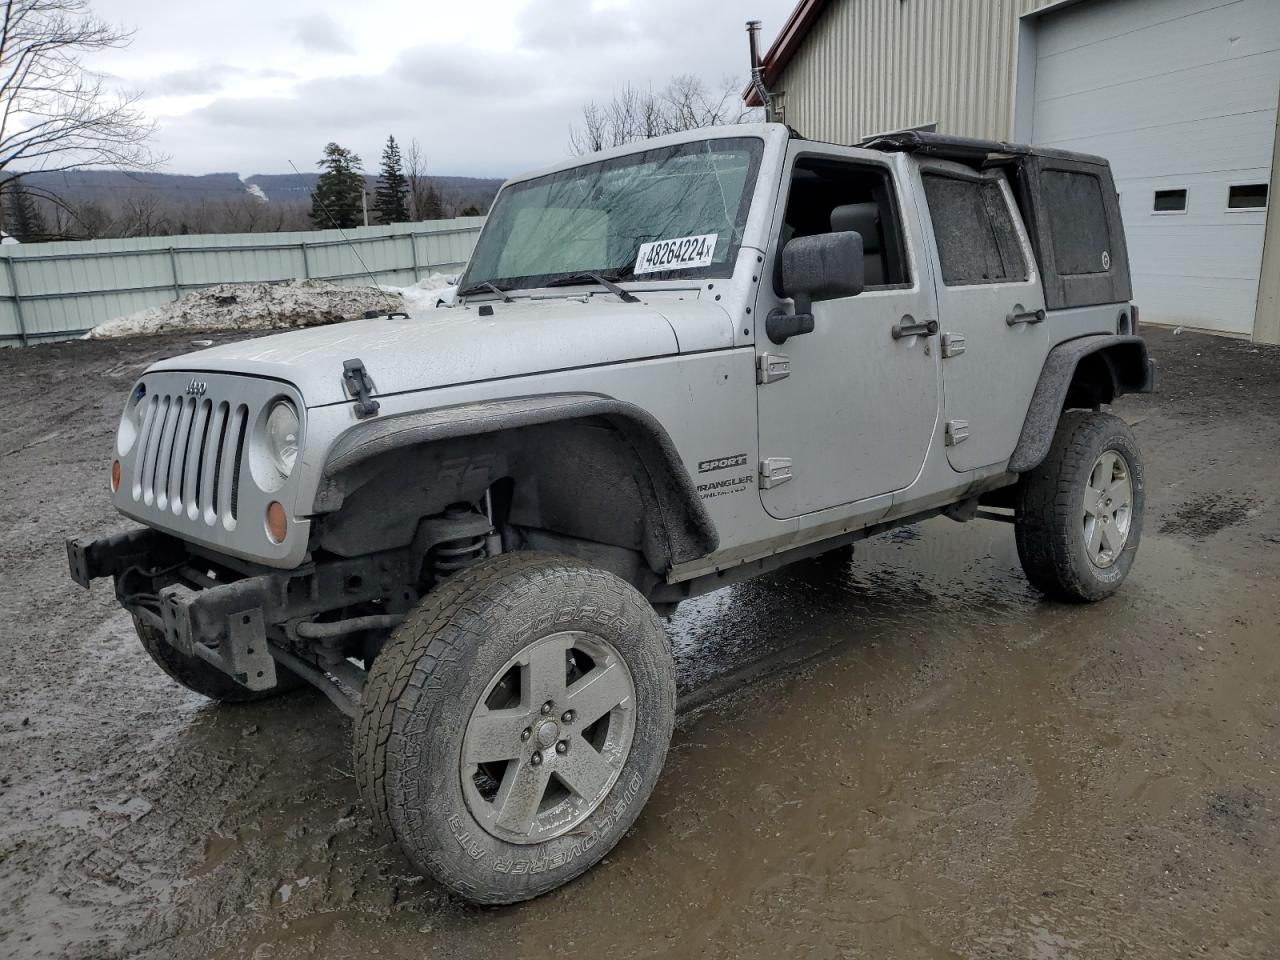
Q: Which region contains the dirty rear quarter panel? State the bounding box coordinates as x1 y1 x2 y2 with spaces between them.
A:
1045 303 1135 345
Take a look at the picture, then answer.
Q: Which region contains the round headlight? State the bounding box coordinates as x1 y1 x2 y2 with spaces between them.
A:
117 382 147 457
265 400 300 477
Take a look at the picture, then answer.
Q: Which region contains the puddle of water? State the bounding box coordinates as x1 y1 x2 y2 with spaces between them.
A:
1159 492 1257 539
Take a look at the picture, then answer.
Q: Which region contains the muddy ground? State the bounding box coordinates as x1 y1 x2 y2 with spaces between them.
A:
1 328 1277 960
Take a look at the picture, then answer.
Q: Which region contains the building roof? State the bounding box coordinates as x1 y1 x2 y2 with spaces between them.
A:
744 0 833 107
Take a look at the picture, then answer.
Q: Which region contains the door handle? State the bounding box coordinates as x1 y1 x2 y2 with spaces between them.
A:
891 316 938 339
1006 307 1046 326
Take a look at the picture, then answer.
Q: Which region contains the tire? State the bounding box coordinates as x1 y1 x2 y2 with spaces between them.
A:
1015 410 1145 602
355 552 675 904
133 615 304 703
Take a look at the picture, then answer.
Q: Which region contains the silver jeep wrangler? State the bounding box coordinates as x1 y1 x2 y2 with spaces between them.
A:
69 124 1155 903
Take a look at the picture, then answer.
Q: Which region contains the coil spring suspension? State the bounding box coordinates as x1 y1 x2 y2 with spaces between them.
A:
432 531 487 579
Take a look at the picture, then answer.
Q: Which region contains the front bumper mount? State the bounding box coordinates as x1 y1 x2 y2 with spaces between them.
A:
67 528 416 696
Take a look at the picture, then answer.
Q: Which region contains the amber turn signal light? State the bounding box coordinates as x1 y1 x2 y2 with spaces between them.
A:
266 501 287 543
110 460 121 492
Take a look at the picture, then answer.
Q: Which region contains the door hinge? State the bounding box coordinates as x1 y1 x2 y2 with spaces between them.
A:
760 457 794 489
945 420 970 446
342 358 380 419
756 353 791 384
941 332 966 358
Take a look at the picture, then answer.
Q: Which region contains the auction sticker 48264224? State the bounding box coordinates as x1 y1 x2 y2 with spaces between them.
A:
634 234 718 275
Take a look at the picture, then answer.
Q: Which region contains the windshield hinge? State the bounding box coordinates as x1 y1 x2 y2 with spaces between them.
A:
756 353 791 384
342 358 380 419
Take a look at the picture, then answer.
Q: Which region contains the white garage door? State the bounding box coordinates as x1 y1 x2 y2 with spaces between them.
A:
1030 0 1280 335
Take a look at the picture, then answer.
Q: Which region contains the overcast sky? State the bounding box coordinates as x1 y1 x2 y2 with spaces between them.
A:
88 0 796 180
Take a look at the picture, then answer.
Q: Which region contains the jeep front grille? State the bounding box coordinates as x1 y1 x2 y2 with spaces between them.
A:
113 370 308 568
132 393 249 528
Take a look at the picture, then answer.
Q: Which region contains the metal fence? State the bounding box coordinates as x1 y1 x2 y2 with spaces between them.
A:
0 217 485 345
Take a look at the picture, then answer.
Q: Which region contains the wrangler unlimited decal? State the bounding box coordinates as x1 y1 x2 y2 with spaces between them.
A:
697 473 754 499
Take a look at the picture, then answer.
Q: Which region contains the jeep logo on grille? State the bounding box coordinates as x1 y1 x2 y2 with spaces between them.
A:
185 379 208 396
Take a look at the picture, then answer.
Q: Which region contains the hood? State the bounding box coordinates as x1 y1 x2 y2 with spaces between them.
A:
145 297 732 406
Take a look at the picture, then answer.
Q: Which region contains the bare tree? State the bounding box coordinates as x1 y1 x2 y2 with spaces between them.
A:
117 190 173 236
0 0 161 224
49 194 112 237
403 138 447 220
32 189 314 240
568 75 757 155
662 75 754 132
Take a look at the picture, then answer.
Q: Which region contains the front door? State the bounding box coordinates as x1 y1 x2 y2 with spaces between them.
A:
756 147 940 520
914 160 1049 472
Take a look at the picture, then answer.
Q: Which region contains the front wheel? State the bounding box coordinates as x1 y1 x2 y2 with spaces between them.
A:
1015 411 1145 602
354 552 675 904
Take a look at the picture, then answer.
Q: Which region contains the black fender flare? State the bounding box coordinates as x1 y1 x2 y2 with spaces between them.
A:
1008 334 1156 473
312 394 719 566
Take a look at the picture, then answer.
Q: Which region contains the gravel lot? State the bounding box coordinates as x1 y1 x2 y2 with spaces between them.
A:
1 327 1277 960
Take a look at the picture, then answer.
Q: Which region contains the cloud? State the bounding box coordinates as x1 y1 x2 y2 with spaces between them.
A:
98 0 797 177
288 14 354 54
394 45 539 97
144 64 246 96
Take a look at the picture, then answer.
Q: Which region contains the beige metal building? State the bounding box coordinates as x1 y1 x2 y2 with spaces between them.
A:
747 0 1280 343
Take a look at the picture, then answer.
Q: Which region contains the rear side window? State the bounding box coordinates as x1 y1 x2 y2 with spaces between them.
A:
923 174 1028 285
1043 170 1112 275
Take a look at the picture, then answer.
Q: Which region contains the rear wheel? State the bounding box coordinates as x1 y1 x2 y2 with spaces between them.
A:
1015 410 1145 602
354 552 675 904
133 615 303 703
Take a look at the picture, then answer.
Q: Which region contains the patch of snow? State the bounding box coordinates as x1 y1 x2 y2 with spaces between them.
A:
86 279 404 339
385 271 458 312
244 182 268 203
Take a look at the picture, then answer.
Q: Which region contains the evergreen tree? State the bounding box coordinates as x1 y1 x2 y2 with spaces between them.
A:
309 143 365 229
2 178 49 242
373 135 410 224
415 178 446 220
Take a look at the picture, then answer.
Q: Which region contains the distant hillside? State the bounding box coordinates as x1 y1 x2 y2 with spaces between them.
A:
247 173 505 212
19 170 251 204
16 169 505 216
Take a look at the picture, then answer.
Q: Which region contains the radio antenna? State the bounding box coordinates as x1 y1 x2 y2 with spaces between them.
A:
288 159 383 291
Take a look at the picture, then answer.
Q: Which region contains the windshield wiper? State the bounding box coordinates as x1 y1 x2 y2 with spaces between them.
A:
543 271 639 303
458 280 513 302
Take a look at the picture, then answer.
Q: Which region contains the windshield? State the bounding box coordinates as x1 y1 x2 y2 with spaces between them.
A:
460 137 764 293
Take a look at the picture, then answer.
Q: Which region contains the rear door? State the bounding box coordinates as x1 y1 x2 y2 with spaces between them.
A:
915 160 1049 473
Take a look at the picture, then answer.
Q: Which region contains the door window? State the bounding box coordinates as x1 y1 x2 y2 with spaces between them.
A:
776 158 912 298
922 174 1028 286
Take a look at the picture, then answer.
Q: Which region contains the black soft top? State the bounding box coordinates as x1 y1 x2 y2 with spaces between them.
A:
857 130 1110 170
849 130 1131 311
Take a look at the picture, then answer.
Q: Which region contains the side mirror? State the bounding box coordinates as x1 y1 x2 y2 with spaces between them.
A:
767 231 865 345
781 231 865 313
